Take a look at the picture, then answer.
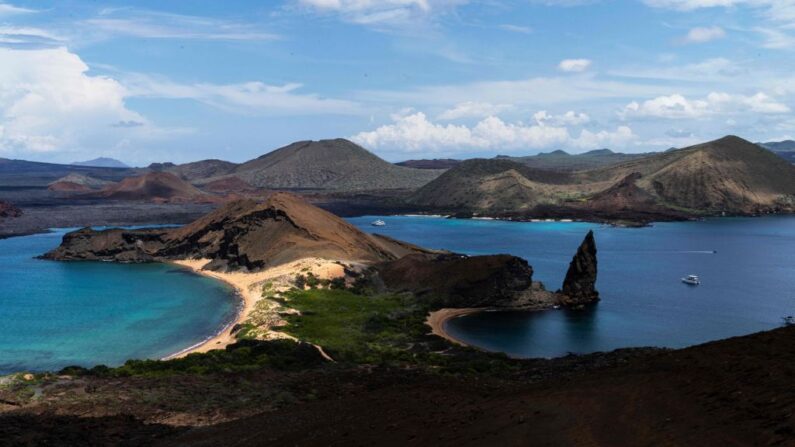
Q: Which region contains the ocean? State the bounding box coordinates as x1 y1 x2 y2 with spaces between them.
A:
348 215 795 358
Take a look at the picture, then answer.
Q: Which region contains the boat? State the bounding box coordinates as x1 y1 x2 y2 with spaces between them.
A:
681 274 700 285
371 219 386 227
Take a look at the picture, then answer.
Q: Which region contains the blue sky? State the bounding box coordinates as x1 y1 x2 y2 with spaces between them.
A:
1 0 794 165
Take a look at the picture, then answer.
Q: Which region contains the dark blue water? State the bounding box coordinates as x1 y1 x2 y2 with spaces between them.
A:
0 229 237 374
348 216 795 358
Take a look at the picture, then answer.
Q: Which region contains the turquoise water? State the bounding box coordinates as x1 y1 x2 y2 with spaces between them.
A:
348 216 795 358
0 229 237 374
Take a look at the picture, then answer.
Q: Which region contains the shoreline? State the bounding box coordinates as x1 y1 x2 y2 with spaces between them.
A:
162 260 261 359
162 257 349 359
425 307 485 347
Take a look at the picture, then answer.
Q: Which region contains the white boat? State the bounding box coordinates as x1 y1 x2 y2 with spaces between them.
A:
371 219 386 227
681 274 700 285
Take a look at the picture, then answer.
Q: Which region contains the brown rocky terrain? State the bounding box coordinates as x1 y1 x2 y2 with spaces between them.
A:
211 139 443 191
1 325 793 446
395 158 461 169
0 200 21 219
43 192 434 271
91 172 217 204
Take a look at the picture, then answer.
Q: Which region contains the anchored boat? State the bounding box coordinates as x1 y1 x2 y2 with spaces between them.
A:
681 274 700 285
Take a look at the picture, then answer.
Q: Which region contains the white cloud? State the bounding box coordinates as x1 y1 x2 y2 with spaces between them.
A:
0 3 36 16
620 91 790 119
0 46 151 155
437 101 512 120
83 9 280 41
351 111 634 153
533 110 591 126
558 58 592 72
644 0 740 10
609 57 741 82
681 26 726 43
296 0 466 27
124 75 363 116
498 24 533 34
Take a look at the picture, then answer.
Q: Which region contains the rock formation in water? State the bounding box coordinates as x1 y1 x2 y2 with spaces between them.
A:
43 192 429 271
558 230 599 307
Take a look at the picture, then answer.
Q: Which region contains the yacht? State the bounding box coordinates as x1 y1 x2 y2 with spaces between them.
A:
371 219 386 227
681 274 700 285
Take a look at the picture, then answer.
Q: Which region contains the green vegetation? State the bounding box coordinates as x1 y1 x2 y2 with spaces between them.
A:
58 339 326 377
275 288 520 374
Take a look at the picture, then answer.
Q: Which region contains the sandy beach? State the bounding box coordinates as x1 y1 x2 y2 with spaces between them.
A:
425 307 486 347
164 257 349 359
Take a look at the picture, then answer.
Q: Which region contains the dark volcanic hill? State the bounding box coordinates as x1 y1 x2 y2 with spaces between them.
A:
409 159 576 212
760 140 795 163
498 148 649 172
159 159 239 181
219 139 443 191
92 172 215 203
395 159 461 170
411 136 795 218
44 192 431 270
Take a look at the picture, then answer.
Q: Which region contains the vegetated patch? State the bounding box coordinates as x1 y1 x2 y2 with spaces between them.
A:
275 288 520 374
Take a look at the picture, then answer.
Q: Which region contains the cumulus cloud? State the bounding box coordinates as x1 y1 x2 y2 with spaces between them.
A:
351 111 634 153
0 46 149 155
681 26 726 43
533 110 590 126
437 101 512 120
620 92 789 119
558 58 592 72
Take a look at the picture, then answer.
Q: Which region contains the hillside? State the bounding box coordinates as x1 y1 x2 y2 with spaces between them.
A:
760 140 795 163
45 192 430 270
48 173 111 193
157 159 239 181
411 136 795 218
499 149 648 172
409 159 580 212
395 159 461 170
220 139 443 191
92 172 215 203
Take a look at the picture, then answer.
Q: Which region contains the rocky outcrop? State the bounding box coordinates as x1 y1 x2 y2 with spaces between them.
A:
43 192 430 271
558 230 599 307
365 253 555 309
0 201 21 219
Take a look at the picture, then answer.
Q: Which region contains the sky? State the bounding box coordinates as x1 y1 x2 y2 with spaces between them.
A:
1 0 795 166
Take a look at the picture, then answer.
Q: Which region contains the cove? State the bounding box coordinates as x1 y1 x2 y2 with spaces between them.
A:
0 228 237 374
348 215 795 358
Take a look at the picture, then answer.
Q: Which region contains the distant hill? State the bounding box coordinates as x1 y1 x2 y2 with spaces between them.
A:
759 140 795 164
92 172 216 203
48 173 111 193
0 158 136 187
497 148 649 172
411 136 795 218
395 159 461 170
71 157 130 169
151 159 238 181
219 139 443 191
